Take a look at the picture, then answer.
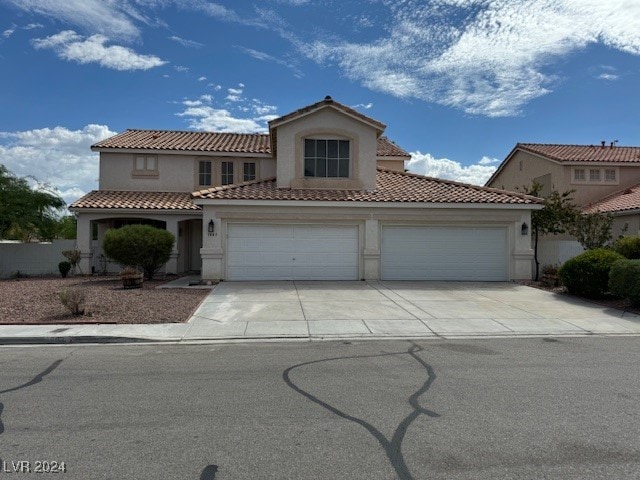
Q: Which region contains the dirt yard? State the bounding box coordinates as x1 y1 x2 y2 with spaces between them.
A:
0 276 211 324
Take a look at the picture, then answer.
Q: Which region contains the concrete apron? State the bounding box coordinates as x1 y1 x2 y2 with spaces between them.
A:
184 281 640 341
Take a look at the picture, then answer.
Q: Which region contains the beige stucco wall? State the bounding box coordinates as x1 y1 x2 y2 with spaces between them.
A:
274 107 379 190
489 151 565 194
99 153 275 191
199 202 535 281
613 213 640 237
376 159 406 171
491 151 640 206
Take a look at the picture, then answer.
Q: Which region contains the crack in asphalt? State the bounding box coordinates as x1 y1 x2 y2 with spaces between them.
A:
282 341 439 480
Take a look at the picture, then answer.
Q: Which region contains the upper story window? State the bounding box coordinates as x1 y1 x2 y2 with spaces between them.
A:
221 161 234 185
133 155 158 177
304 139 350 178
243 162 256 181
571 167 619 185
199 160 212 186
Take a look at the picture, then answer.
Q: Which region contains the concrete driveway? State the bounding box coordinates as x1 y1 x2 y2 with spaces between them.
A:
187 281 640 340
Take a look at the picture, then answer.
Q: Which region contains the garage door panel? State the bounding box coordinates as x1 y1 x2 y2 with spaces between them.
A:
227 224 359 280
382 226 507 281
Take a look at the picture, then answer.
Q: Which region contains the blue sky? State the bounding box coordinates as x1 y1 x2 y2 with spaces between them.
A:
1 0 639 204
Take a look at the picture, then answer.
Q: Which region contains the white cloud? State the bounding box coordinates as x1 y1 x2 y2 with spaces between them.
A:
198 76 207 81
226 87 244 102
597 73 619 81
289 0 640 116
173 65 189 72
3 25 16 38
169 35 204 48
236 45 304 77
23 23 43 30
352 103 373 110
32 30 167 71
176 91 278 133
407 151 498 186
177 106 265 133
7 0 141 40
0 124 116 204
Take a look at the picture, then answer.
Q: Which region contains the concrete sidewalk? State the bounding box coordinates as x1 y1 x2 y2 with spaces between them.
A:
1 281 639 345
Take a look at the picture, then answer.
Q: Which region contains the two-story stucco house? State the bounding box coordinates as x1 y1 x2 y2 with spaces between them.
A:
70 97 541 281
486 142 640 264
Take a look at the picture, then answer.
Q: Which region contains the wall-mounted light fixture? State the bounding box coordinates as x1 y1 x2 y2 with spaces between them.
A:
208 219 215 236
521 222 529 236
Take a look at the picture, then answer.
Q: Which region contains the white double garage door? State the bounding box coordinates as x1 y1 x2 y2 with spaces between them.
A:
227 224 508 281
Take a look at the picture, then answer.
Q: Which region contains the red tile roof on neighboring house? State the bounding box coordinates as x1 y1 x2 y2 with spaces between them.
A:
517 143 640 163
583 182 640 214
91 130 410 158
69 191 200 210
268 96 386 131
192 168 541 205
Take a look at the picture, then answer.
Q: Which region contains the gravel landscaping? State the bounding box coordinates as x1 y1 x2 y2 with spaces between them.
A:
0 276 211 324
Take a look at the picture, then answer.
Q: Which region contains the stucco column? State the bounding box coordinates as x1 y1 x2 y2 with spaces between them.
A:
512 211 535 280
75 214 92 275
363 218 380 280
200 207 223 280
165 218 179 275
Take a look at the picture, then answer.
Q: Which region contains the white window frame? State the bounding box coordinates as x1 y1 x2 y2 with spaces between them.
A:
198 160 212 186
221 161 234 185
243 162 256 182
571 166 619 185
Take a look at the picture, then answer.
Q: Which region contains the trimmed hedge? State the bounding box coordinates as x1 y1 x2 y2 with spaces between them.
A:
612 235 640 259
103 224 174 280
558 248 625 298
609 259 640 304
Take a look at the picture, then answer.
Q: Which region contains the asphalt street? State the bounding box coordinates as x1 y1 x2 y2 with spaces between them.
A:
0 338 638 479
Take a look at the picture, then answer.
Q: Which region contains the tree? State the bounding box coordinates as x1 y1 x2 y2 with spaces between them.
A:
0 164 66 241
524 185 578 281
102 224 175 280
569 212 614 250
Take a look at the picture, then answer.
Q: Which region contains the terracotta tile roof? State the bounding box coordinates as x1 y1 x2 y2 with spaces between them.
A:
70 191 200 210
583 182 640 214
192 168 541 205
91 129 408 158
377 136 410 157
92 130 271 154
268 96 386 131
517 143 640 163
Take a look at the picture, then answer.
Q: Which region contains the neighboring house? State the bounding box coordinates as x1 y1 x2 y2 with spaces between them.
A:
70 97 541 281
486 142 640 264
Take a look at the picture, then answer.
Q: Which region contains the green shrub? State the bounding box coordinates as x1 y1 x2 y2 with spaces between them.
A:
102 225 174 280
58 261 71 278
612 235 640 259
59 288 85 315
609 259 640 304
558 248 625 298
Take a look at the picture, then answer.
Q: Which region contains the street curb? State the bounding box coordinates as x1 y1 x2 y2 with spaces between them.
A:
0 336 159 345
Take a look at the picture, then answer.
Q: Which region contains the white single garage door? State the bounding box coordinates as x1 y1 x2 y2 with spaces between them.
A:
227 224 359 280
381 226 508 281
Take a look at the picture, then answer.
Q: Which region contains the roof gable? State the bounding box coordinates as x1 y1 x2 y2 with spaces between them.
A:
268 96 386 133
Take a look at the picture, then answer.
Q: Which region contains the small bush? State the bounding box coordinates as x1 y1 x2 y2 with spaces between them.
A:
58 261 71 278
103 225 175 280
609 259 640 304
59 288 85 315
558 248 625 298
62 248 83 274
612 236 640 259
